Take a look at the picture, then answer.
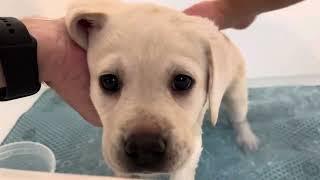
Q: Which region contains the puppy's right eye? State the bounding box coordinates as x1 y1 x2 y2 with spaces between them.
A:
99 74 121 93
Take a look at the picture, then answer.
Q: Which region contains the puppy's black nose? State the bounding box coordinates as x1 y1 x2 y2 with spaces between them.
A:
124 133 166 168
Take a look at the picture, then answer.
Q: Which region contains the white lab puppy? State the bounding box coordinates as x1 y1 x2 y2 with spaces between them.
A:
65 0 259 179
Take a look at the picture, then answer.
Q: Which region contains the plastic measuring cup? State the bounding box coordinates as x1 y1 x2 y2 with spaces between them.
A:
0 141 56 172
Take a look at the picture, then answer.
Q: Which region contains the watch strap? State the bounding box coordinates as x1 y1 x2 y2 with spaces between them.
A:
0 17 41 101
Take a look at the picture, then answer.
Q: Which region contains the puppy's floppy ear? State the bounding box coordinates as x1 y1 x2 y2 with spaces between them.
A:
184 17 233 126
65 0 122 49
205 29 234 126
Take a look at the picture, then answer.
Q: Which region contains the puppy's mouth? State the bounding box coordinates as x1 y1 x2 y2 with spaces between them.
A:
104 115 193 174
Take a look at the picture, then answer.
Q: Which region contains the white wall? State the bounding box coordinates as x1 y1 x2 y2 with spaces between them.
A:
1 0 320 80
225 0 320 79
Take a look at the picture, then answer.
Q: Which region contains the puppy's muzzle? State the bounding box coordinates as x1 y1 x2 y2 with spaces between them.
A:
124 132 166 169
119 119 175 173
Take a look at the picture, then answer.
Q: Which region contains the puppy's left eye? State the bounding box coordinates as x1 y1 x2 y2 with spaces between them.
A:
172 74 194 91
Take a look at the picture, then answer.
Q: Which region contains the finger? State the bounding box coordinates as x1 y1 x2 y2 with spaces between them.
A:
232 15 256 29
184 1 217 18
183 1 227 29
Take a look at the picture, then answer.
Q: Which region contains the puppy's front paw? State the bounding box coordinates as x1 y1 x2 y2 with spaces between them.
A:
170 168 195 180
236 129 259 152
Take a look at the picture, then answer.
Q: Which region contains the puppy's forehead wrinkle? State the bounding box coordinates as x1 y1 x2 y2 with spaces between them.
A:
90 54 122 75
89 12 209 64
95 32 199 61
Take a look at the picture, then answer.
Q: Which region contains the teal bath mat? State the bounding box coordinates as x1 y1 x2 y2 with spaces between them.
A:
3 86 320 180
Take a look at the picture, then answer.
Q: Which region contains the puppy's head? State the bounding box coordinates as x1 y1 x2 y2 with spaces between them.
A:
66 0 230 175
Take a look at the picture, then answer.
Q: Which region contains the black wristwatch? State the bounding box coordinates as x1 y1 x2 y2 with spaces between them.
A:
0 17 41 101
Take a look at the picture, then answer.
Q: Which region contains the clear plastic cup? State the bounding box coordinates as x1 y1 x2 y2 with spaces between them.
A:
0 141 56 172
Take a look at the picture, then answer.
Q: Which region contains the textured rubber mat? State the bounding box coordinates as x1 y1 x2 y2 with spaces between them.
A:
3 86 320 180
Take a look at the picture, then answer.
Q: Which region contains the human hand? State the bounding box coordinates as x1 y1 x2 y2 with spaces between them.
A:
184 0 256 29
184 0 303 30
22 18 101 126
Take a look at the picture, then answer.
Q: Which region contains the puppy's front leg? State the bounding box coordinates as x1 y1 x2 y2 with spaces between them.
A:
170 138 202 180
224 75 259 152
